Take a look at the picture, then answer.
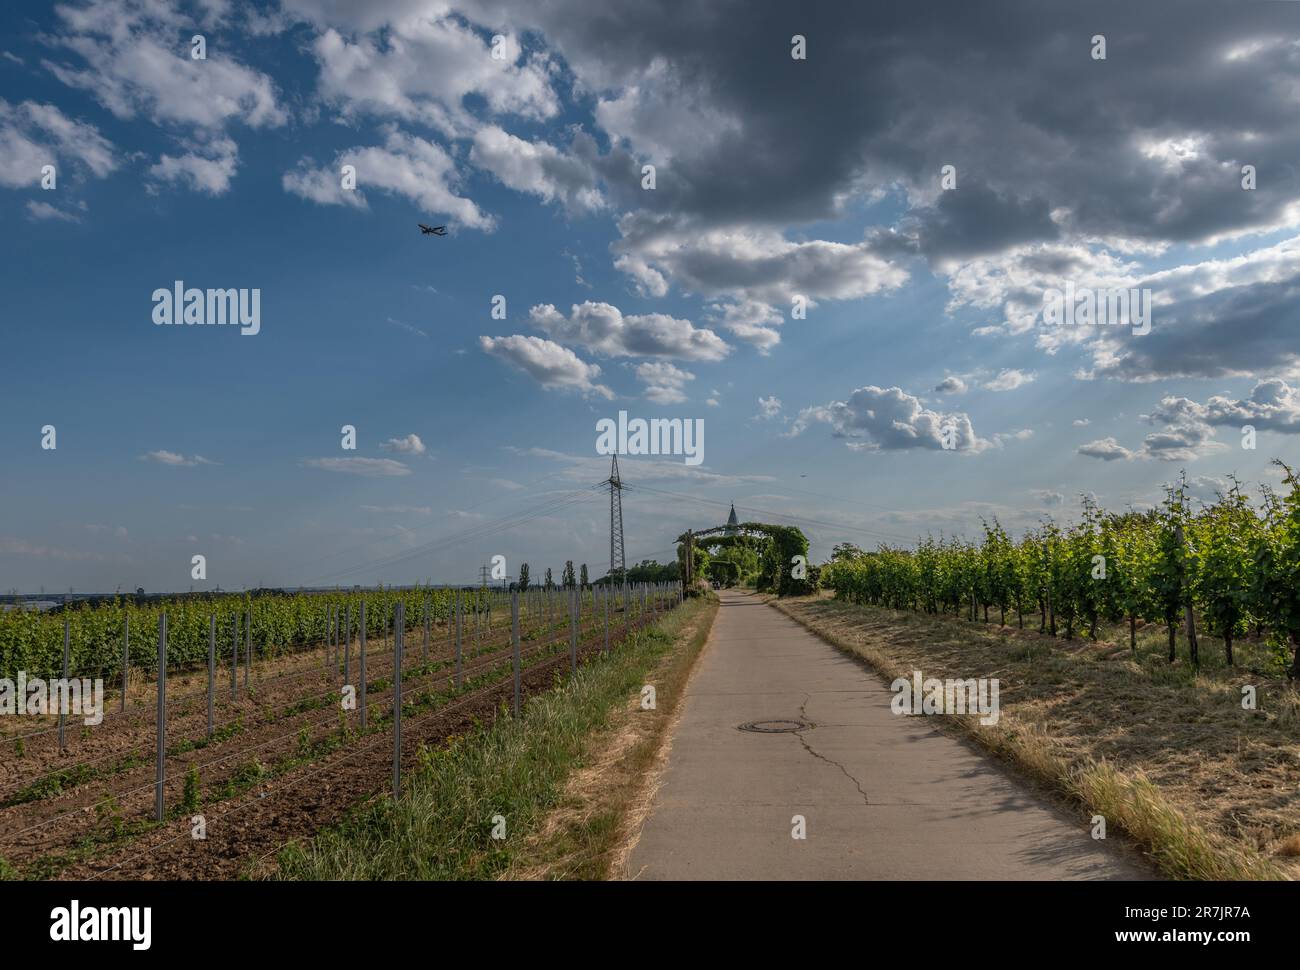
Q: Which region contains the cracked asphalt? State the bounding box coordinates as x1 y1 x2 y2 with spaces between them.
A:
625 590 1148 880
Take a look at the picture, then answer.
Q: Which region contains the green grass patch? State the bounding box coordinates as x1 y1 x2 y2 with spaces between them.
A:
272 598 711 881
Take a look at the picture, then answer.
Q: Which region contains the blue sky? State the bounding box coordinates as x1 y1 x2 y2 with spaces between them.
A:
2 0 1298 592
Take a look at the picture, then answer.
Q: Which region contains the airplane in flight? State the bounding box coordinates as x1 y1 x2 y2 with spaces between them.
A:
418 223 447 236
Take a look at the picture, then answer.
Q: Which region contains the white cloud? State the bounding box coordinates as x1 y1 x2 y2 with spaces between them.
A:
993 428 1034 445
756 395 782 419
387 317 428 338
284 127 492 228
301 457 411 476
0 537 104 561
479 334 613 398
0 99 116 187
983 369 1035 392
934 376 968 394
1077 438 1133 461
140 450 216 467
26 200 81 222
1186 476 1229 503
593 56 743 166
634 361 695 404
1078 395 1228 462
470 125 603 214
706 299 784 353
149 136 238 195
380 433 427 455
1146 380 1300 433
45 0 286 130
788 386 987 453
307 17 557 137
529 301 729 362
1136 423 1219 462
614 213 909 307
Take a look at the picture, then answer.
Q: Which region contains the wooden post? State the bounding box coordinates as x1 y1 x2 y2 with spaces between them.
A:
155 612 167 822
359 600 368 730
1175 522 1199 666
231 614 238 699
121 613 129 712
393 602 403 797
511 591 521 717
58 619 69 750
454 590 463 689
207 614 215 738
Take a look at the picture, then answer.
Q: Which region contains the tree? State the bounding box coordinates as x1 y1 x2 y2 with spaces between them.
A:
544 567 554 591
518 563 530 593
562 561 576 589
579 563 589 588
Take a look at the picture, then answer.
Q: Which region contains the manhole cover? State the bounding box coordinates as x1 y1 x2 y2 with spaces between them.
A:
738 719 812 734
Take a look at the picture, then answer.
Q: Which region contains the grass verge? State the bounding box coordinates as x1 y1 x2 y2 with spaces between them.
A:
769 593 1294 881
500 593 717 880
270 594 717 880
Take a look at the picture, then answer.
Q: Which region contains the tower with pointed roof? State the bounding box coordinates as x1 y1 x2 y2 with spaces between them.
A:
725 502 738 535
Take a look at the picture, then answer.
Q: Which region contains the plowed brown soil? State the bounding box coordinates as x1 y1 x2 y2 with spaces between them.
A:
0 602 669 880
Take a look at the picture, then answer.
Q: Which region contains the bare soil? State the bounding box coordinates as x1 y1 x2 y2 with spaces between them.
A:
0 604 667 880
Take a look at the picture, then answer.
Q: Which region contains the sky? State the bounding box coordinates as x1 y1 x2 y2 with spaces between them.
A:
1 0 1299 593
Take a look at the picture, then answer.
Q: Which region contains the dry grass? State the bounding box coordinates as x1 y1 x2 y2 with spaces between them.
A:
771 593 1297 881
500 594 719 881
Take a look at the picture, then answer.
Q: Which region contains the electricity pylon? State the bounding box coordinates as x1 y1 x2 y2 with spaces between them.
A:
604 455 626 584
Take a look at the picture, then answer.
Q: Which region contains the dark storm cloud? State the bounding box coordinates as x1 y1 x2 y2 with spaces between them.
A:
904 184 1061 261
1089 271 1300 381
465 0 1300 249
281 0 1300 375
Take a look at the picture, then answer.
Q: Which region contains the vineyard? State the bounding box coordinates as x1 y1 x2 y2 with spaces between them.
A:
820 462 1300 678
0 585 459 683
0 580 682 880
